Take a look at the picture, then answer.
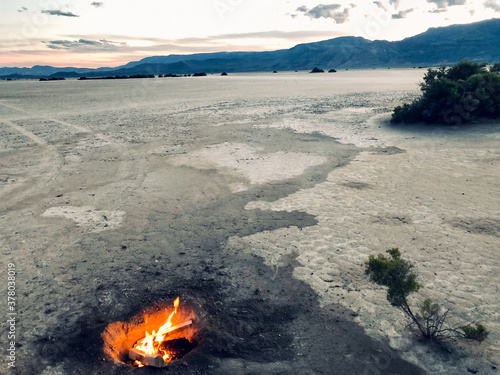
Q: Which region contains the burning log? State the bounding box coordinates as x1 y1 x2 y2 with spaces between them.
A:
129 337 194 367
160 319 193 335
128 319 193 367
129 348 168 368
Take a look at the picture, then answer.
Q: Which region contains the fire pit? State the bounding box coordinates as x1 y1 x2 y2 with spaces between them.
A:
102 296 200 368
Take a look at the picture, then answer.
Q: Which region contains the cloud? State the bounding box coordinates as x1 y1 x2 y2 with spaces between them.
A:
389 0 401 9
44 39 126 51
484 0 500 12
296 4 351 23
210 30 348 40
67 30 348 45
373 1 386 9
426 0 466 9
392 8 415 18
91 2 104 8
57 30 349 55
301 4 341 18
332 8 350 23
18 6 28 12
41 10 80 17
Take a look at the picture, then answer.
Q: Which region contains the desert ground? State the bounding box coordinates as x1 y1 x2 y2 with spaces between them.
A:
0 70 498 375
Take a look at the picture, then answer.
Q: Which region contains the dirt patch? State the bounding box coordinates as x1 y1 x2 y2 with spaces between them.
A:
368 146 406 155
449 217 500 237
340 181 372 190
41 206 125 233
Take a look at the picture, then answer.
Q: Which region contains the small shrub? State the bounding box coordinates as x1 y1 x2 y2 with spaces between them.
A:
365 248 489 346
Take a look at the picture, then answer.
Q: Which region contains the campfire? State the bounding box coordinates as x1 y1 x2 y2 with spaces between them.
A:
102 296 199 368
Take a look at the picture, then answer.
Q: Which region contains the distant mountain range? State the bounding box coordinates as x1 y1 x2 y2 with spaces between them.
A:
2 18 500 79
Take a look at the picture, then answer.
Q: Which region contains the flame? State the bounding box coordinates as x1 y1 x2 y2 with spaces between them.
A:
134 297 181 363
101 296 198 368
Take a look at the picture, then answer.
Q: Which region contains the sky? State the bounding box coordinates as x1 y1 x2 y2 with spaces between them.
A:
1 0 499 68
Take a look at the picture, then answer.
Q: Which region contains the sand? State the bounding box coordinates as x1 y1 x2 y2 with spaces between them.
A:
0 71 498 374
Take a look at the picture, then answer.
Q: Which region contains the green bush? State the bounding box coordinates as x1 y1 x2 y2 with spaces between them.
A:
365 248 421 308
462 323 489 343
365 248 489 346
391 59 500 124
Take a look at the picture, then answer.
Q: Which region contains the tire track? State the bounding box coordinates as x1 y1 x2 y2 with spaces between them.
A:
0 100 90 134
0 100 146 223
0 119 63 213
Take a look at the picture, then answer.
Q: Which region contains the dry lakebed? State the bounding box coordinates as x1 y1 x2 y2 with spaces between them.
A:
0 70 499 374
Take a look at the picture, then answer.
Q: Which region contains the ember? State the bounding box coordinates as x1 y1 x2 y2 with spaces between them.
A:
102 296 199 368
